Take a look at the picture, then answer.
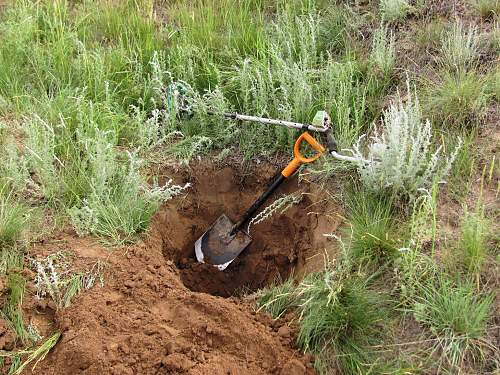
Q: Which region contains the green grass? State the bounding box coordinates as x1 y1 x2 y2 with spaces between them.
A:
411 278 493 370
458 204 490 277
258 259 389 374
0 191 30 246
1 273 30 346
345 189 398 266
424 70 490 127
256 278 296 319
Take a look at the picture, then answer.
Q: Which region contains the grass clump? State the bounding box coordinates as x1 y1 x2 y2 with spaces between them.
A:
0 191 30 246
256 278 296 319
380 0 411 22
350 82 461 201
345 189 397 266
258 258 387 374
458 204 489 277
412 278 493 370
425 71 490 127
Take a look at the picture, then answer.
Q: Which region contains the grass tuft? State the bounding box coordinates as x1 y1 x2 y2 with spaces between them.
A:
424 71 490 127
345 189 397 266
0 190 30 246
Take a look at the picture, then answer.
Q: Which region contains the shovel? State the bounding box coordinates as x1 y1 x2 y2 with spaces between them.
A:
194 132 326 270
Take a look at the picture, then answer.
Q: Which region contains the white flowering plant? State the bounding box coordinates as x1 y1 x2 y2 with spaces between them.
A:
347 82 461 201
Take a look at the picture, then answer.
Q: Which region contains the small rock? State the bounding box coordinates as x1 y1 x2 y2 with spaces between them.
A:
206 337 213 347
165 341 176 355
124 280 135 288
147 265 156 273
205 326 213 334
278 325 291 338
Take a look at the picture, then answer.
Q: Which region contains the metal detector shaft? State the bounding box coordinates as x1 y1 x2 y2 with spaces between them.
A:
206 110 329 133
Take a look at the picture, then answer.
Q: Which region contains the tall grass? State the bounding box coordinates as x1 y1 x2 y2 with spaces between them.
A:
345 189 397 266
424 71 490 127
458 203 489 278
0 191 30 246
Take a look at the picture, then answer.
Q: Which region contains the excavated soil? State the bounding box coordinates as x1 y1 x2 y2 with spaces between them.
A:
11 161 341 375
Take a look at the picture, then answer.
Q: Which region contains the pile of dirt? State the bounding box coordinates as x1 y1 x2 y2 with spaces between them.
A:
22 161 340 374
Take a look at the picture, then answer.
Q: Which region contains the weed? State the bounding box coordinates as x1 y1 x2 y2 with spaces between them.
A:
440 21 480 71
350 82 461 200
380 0 411 22
424 70 490 127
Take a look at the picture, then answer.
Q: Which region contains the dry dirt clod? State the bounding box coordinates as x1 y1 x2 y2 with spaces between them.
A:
280 359 306 375
165 341 176 355
278 325 292 338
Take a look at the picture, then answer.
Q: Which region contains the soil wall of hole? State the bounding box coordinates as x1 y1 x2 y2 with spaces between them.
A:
155 162 340 296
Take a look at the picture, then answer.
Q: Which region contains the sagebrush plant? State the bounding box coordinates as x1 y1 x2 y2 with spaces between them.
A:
425 70 490 127
440 21 480 71
349 82 461 201
380 0 411 22
370 24 396 77
31 252 105 308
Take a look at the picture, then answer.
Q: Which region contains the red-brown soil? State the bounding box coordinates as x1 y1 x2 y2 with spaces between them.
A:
10 161 340 374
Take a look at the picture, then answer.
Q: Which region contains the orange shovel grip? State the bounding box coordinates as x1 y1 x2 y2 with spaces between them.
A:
281 132 326 178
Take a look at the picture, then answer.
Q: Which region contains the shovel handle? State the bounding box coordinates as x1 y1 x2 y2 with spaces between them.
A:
282 132 326 178
230 132 325 235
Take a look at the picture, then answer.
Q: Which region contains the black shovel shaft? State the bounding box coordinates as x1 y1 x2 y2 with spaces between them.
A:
230 174 286 235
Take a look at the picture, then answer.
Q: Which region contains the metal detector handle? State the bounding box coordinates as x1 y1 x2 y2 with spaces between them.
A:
230 132 325 235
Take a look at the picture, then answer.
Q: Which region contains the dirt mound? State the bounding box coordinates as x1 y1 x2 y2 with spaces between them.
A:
26 161 339 374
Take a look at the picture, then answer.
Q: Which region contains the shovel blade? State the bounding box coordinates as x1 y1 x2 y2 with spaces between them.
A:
195 214 252 270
